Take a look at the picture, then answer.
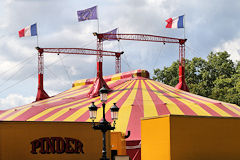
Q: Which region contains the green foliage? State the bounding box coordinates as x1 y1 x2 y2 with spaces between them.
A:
236 61 240 74
153 51 240 106
153 61 179 86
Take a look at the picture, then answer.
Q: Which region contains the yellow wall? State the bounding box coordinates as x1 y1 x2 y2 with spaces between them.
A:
170 115 240 160
141 116 171 160
111 132 127 155
141 115 240 160
0 121 110 160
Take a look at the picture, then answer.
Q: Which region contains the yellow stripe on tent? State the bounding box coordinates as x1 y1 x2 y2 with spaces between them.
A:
147 81 184 115
114 80 139 133
141 80 158 118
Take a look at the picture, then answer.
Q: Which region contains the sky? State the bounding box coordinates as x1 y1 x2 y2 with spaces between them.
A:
0 0 239 109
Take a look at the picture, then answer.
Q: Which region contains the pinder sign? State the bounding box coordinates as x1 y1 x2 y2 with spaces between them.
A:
31 137 84 154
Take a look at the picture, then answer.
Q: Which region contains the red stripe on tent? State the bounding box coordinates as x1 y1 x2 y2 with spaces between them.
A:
46 87 90 102
0 109 24 120
58 80 132 122
29 86 90 108
13 107 47 121
0 110 7 114
149 81 197 116
75 80 136 122
0 105 34 120
35 97 91 121
153 81 221 117
56 101 100 122
108 78 131 90
226 104 240 112
161 83 240 117
214 103 240 117
104 80 137 122
11 93 89 121
144 80 170 115
156 81 240 117
126 80 144 141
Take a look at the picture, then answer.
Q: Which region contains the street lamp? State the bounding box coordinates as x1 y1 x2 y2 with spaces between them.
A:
88 86 119 160
89 102 98 121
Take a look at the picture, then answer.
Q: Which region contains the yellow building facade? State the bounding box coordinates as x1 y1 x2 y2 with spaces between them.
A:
141 115 240 160
0 121 110 160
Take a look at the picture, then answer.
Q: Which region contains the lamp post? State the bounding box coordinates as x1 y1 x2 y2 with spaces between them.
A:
89 85 119 160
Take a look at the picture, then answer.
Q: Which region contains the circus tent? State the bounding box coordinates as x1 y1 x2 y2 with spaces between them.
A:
0 69 239 159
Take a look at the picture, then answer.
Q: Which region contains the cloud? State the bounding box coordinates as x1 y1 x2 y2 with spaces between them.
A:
213 37 240 62
0 94 35 110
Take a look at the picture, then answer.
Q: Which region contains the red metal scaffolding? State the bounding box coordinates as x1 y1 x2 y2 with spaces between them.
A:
94 33 189 91
35 47 123 101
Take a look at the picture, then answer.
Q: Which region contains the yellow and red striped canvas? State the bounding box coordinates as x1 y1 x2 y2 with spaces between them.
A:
0 69 239 141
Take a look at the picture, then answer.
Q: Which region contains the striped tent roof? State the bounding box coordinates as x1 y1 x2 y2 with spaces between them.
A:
0 69 239 141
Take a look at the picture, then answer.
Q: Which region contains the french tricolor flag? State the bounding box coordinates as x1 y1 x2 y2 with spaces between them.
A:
165 15 184 29
18 23 37 38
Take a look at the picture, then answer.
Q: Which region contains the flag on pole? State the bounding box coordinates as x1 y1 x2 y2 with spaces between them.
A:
102 28 118 41
165 15 184 28
77 6 98 22
18 23 37 38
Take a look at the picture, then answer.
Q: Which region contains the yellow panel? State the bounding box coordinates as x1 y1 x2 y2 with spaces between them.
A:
170 115 240 160
141 80 158 117
142 115 240 160
0 121 111 160
72 79 87 87
111 132 127 155
141 116 171 160
111 73 122 81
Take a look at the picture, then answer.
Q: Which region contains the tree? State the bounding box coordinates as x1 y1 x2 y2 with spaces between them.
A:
153 51 240 106
153 61 179 86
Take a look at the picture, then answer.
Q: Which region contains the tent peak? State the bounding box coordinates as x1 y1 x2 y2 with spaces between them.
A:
73 69 150 88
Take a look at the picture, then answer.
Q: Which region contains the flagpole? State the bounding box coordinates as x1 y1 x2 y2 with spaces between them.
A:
97 19 100 33
36 23 39 47
118 27 120 51
97 6 100 33
37 35 39 47
184 14 186 39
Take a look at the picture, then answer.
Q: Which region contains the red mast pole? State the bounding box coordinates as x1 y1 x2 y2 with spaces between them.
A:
97 38 103 78
115 53 121 74
88 36 110 97
175 40 189 91
36 48 49 101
